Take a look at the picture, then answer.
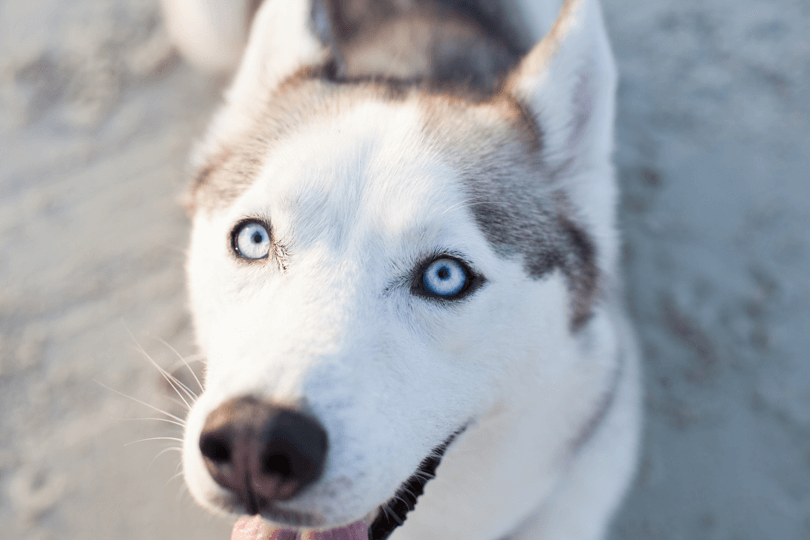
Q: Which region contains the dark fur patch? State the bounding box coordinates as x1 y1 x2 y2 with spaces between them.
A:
558 215 598 330
462 188 598 331
318 0 524 93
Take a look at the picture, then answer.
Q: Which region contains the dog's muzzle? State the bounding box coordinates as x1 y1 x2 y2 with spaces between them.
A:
201 395 463 540
199 396 329 514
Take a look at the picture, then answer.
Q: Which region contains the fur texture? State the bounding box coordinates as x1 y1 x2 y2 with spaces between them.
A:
161 0 641 538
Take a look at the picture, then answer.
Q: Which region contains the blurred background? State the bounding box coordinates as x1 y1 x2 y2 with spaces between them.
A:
0 0 808 538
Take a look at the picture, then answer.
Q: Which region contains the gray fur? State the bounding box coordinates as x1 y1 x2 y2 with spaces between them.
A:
461 173 598 331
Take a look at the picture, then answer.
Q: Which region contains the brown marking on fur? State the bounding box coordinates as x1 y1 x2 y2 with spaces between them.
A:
504 0 588 95
194 148 233 190
490 91 543 152
184 148 233 214
188 76 338 214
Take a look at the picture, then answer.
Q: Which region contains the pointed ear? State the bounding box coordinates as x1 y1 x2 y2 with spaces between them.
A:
506 0 617 174
505 0 619 271
208 0 337 138
230 0 336 98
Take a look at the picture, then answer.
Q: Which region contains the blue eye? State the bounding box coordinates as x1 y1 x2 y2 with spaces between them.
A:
234 221 271 260
422 258 468 298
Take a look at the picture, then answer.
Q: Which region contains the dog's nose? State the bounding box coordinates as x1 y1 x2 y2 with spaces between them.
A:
198 396 328 514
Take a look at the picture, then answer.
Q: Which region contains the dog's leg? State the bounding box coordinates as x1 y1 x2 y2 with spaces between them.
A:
510 337 641 540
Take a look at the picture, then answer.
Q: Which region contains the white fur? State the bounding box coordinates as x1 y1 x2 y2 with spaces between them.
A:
166 0 641 538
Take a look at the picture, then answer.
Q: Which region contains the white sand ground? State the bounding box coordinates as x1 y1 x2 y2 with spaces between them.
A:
0 0 808 538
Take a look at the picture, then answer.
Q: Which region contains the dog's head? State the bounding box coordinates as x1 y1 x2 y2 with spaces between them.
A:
180 0 617 537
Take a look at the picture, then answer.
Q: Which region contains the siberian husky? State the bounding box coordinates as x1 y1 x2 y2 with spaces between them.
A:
161 0 641 538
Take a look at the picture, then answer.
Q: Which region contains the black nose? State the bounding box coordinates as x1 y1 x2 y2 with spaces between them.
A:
198 396 328 514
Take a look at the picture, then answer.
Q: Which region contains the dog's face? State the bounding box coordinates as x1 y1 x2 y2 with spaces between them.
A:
180 0 617 535
184 87 570 522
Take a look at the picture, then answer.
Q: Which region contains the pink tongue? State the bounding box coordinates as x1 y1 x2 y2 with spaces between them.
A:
232 515 369 540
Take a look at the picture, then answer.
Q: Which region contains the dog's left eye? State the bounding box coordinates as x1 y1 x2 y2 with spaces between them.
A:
421 258 469 298
233 221 271 260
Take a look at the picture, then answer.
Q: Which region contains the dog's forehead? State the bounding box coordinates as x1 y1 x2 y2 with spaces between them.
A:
261 100 458 227
190 79 536 214
221 91 532 254
190 80 588 289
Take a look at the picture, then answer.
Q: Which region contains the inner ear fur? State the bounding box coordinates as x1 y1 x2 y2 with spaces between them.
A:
505 0 617 173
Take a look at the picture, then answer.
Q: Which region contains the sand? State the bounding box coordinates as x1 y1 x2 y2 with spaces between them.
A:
0 0 808 538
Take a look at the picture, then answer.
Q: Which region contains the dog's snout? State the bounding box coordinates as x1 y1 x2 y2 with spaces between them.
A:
198 396 328 514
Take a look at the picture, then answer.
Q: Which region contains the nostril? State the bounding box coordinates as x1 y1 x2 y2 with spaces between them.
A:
200 433 231 464
262 452 293 478
199 397 329 509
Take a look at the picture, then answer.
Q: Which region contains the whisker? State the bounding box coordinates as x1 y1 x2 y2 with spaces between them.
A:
387 501 406 525
94 380 186 424
122 325 195 409
125 436 184 447
149 446 183 469
400 486 418 500
176 482 190 503
129 417 186 428
155 366 199 405
411 471 435 481
161 394 192 412
124 343 194 410
165 470 186 488
152 336 205 395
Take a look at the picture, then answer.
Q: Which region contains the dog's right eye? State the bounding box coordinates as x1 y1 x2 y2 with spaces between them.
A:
412 256 483 301
232 221 271 260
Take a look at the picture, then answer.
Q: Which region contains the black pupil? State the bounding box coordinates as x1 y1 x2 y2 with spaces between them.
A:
437 266 450 280
252 231 263 244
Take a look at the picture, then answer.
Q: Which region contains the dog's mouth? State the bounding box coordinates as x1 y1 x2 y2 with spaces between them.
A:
368 427 462 540
231 428 464 540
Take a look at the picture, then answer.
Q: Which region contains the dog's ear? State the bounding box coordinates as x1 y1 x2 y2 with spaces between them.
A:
223 0 338 115
505 0 618 266
507 0 616 173
183 0 339 207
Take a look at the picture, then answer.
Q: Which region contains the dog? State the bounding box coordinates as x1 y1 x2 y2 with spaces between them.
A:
161 0 641 538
